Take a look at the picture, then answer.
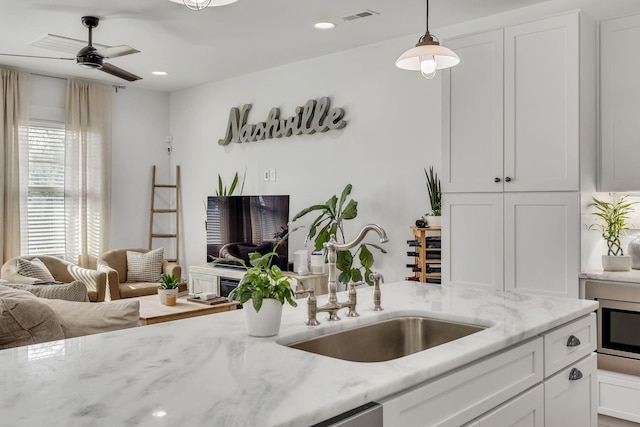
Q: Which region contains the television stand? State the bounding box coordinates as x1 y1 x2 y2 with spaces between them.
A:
188 264 328 297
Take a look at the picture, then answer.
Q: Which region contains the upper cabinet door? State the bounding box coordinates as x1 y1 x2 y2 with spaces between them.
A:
504 14 580 192
600 14 640 191
442 30 504 193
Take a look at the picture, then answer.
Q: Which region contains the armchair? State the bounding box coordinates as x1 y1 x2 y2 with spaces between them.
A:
97 248 183 300
1 255 107 302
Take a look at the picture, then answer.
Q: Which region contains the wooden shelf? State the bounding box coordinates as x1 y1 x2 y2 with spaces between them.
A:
407 225 442 284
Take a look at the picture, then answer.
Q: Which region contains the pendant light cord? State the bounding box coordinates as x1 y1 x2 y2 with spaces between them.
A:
425 0 430 36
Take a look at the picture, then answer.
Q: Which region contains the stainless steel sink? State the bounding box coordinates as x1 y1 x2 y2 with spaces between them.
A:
286 316 486 363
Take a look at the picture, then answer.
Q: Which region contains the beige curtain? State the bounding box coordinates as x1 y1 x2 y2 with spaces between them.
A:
65 79 112 268
0 69 28 263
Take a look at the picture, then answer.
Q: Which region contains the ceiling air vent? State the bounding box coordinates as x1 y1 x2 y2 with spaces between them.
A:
342 10 380 22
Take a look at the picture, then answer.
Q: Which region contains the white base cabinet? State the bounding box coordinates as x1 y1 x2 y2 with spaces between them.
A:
545 353 597 427
465 385 544 427
381 315 597 427
443 192 579 298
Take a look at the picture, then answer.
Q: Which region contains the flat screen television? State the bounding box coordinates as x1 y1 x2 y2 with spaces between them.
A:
206 195 290 270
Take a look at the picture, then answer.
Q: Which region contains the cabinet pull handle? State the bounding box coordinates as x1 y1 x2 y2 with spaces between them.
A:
504 177 512 182
494 177 501 183
566 335 581 347
569 368 583 381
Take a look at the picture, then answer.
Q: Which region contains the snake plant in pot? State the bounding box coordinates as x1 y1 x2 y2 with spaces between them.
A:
588 196 636 271
424 166 442 227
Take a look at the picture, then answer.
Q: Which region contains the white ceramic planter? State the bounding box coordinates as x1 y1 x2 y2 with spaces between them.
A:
243 298 283 337
601 255 631 272
426 215 441 227
158 288 179 305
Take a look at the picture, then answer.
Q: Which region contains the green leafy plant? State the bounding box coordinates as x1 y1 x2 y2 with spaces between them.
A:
425 166 442 216
588 196 636 256
292 184 386 286
216 168 246 196
159 273 181 289
215 233 297 313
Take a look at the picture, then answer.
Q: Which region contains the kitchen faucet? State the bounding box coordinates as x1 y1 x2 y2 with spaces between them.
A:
300 224 388 323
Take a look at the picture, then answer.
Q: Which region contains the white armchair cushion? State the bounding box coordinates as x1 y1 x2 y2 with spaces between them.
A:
126 247 163 283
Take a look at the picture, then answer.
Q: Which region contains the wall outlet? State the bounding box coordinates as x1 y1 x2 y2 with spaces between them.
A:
263 170 270 181
269 169 276 181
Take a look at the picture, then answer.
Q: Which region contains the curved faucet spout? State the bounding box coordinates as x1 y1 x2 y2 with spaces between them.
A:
322 224 389 313
328 224 389 251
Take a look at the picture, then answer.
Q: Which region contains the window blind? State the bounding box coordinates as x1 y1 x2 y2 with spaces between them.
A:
26 122 65 257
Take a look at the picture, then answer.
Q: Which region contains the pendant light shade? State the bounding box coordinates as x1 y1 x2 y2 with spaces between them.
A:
396 0 460 79
168 0 238 11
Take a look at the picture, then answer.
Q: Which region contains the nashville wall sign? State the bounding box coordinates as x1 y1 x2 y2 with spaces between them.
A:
218 96 347 145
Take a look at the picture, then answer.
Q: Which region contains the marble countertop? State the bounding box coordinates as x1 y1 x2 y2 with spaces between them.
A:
580 269 640 283
0 282 597 427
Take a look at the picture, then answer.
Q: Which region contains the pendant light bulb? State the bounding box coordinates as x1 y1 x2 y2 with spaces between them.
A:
395 0 460 79
420 56 437 79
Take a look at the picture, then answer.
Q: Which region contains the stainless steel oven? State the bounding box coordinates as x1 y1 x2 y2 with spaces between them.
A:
586 280 640 376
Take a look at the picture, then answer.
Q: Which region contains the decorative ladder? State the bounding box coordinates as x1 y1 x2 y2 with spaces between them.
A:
148 165 181 263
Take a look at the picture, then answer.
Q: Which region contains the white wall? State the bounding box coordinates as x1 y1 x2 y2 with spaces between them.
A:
170 35 442 282
111 87 172 253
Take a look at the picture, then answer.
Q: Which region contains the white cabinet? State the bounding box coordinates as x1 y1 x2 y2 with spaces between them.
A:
472 385 544 427
545 353 597 427
443 192 579 298
443 13 590 193
600 14 640 191
381 338 543 427
381 315 597 427
443 30 503 193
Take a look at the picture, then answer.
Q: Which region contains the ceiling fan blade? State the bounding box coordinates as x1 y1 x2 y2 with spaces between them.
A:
0 53 75 60
100 62 141 82
94 45 140 59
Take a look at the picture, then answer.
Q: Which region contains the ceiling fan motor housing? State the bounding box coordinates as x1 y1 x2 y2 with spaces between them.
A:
76 46 103 69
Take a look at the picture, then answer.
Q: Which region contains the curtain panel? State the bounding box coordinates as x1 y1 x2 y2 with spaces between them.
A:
65 79 112 268
0 68 28 263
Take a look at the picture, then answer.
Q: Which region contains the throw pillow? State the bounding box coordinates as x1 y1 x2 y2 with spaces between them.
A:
0 285 65 350
41 298 140 338
1 281 89 302
16 258 55 282
126 248 164 282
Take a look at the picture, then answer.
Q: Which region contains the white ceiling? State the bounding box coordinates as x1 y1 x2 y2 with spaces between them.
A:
0 0 593 92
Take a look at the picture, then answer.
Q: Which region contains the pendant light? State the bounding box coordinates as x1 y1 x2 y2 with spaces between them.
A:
167 0 238 11
395 0 460 79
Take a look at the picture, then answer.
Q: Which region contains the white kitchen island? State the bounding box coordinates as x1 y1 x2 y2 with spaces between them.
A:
0 282 598 426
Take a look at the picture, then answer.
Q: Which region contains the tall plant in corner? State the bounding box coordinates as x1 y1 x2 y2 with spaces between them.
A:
424 166 442 226
292 184 387 285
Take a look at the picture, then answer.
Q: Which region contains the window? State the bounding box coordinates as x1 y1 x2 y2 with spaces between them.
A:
25 121 65 257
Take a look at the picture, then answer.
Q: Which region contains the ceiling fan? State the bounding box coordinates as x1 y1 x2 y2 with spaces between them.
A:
0 16 142 82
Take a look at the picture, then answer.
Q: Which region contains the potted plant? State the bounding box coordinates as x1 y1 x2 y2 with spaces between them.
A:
292 184 386 287
224 244 297 337
158 273 181 305
424 166 442 227
589 196 636 271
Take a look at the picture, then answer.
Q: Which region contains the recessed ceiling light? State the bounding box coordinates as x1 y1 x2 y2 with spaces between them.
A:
152 71 168 76
314 21 336 30
152 411 167 418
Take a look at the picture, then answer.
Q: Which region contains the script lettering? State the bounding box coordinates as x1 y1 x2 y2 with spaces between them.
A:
218 97 346 145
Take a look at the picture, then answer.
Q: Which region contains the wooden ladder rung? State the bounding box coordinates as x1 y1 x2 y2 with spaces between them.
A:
155 184 177 188
153 209 177 213
152 233 177 238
